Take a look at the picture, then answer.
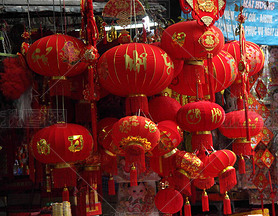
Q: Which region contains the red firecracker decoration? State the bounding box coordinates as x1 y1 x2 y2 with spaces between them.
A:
97 43 174 115
31 123 93 188
112 116 160 186
204 150 237 194
176 101 225 151
26 34 88 96
149 96 181 123
155 188 184 214
219 110 264 156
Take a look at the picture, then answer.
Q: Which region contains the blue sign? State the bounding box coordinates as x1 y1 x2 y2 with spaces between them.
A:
182 0 278 45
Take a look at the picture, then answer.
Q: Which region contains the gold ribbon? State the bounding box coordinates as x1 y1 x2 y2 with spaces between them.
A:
54 163 72 169
104 149 116 157
162 148 178 158
195 131 211 135
52 76 67 80
184 60 204 65
84 164 100 171
128 94 147 97
219 166 234 176
177 169 190 178
235 138 251 144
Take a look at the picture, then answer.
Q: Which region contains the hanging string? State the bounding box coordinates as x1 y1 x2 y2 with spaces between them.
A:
59 0 64 33
26 0 32 32
133 0 137 35
63 0 67 34
130 0 133 39
52 0 57 33
56 94 59 122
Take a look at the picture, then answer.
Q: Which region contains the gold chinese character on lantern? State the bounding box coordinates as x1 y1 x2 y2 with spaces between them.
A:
68 135 84 152
37 139 50 155
186 108 201 124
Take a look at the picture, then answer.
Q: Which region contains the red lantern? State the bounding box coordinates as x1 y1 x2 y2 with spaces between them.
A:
149 96 181 123
151 120 182 157
26 34 88 96
160 20 224 60
204 150 237 194
155 188 183 214
170 50 238 97
176 101 225 150
112 116 160 185
219 110 264 156
173 169 191 196
223 40 265 77
31 123 93 188
97 43 174 115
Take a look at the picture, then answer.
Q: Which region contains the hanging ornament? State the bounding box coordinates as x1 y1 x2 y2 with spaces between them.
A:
97 43 174 115
118 30 132 44
179 0 226 27
112 116 160 186
31 123 93 188
176 101 225 151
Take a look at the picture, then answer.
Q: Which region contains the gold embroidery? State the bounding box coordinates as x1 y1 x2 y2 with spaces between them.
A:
124 50 147 73
119 136 152 151
144 120 157 133
198 31 219 51
37 139 50 155
68 135 84 152
211 108 223 124
161 53 174 75
160 131 176 150
197 0 215 12
172 32 186 47
59 41 80 65
119 116 139 133
32 47 53 64
186 108 201 124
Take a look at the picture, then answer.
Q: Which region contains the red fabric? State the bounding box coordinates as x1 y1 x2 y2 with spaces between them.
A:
130 165 138 187
191 133 213 151
223 195 232 215
155 188 183 214
238 156 246 174
202 191 209 212
176 101 225 132
173 170 191 196
125 95 149 115
0 56 32 100
108 177 116 195
149 96 181 123
219 110 264 139
233 141 252 156
52 166 77 188
97 43 174 97
184 200 192 216
26 34 88 77
223 40 265 77
151 120 182 157
193 177 214 190
170 50 238 97
160 20 224 60
31 123 93 164
63 187 70 201
219 167 237 194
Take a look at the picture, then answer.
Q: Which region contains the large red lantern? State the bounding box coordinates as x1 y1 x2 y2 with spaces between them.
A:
219 110 264 156
97 43 174 115
26 34 88 96
176 101 225 150
160 20 224 60
204 150 237 194
149 96 181 123
155 188 183 214
31 123 93 188
223 40 265 77
151 120 182 157
170 50 238 97
112 116 160 185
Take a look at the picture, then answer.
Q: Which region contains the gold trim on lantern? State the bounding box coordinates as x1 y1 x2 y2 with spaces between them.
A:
219 166 234 176
162 148 178 158
177 169 190 178
235 138 251 144
84 165 100 171
120 136 152 151
184 60 204 65
195 131 211 135
104 149 116 157
128 94 147 97
54 163 73 169
52 76 67 80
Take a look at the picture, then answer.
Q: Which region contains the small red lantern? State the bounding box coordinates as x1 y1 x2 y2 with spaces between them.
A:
176 101 225 150
204 150 237 194
149 96 181 123
112 116 160 186
170 50 238 97
160 20 224 60
26 34 88 96
31 123 93 188
219 110 264 156
97 43 174 115
155 188 183 214
151 120 182 157
223 40 265 77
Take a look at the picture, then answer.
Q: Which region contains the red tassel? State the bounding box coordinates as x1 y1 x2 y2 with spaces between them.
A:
237 97 244 110
126 95 149 115
223 192 232 215
238 155 246 174
184 197 192 216
219 166 237 194
49 76 71 97
125 145 146 173
202 189 209 212
193 177 214 190
63 186 70 201
108 176 116 195
232 139 252 156
260 194 264 213
52 165 77 188
207 53 215 102
191 132 213 151
130 164 137 187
